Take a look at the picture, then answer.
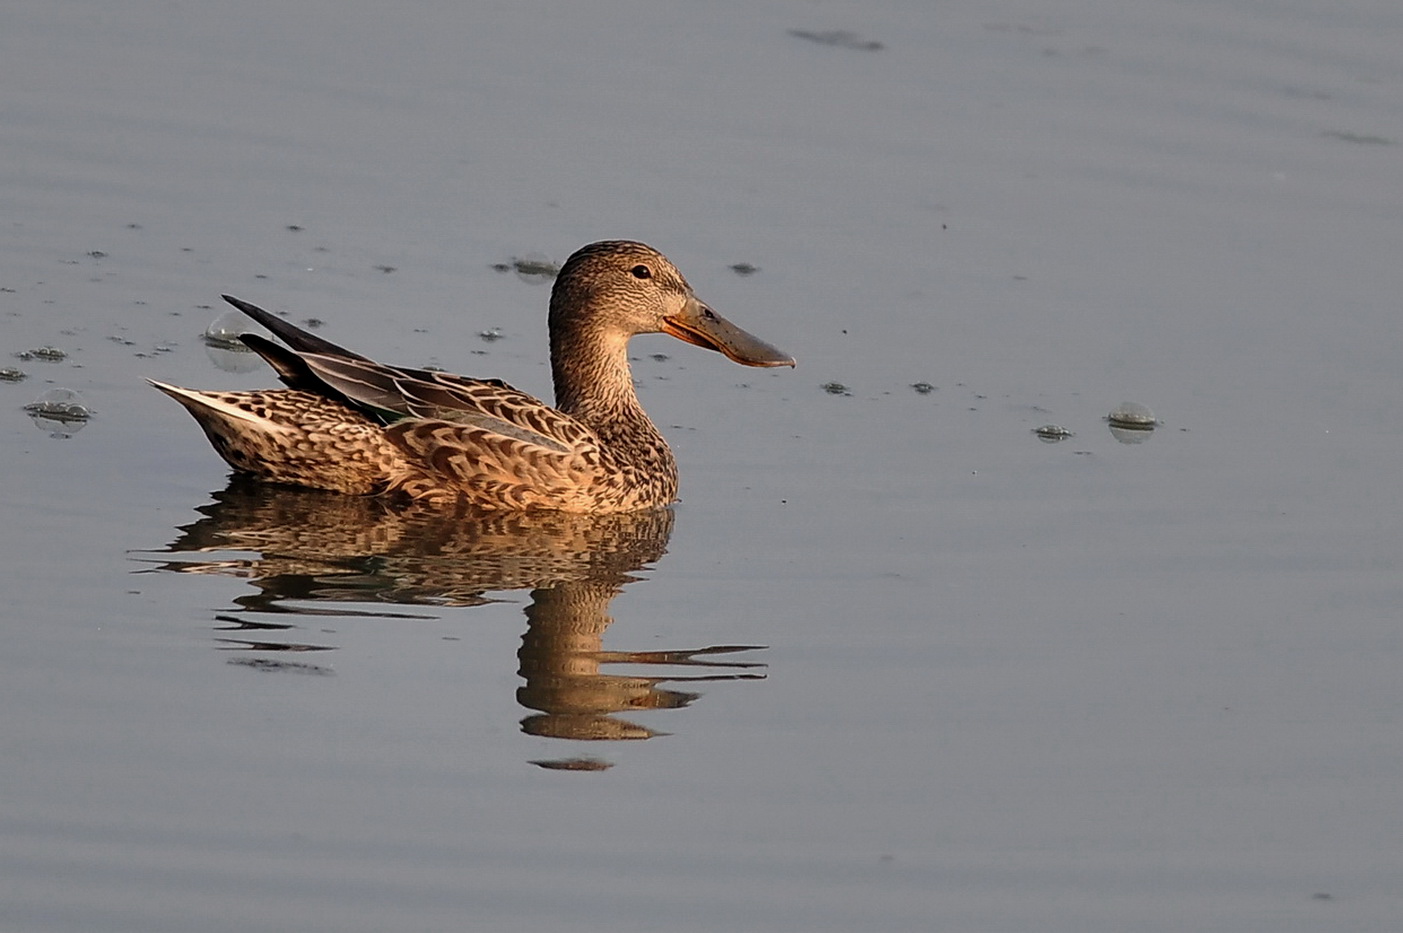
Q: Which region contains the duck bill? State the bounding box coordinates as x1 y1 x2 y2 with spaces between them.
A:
662 298 795 368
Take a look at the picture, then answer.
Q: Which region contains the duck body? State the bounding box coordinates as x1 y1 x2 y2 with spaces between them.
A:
151 241 793 513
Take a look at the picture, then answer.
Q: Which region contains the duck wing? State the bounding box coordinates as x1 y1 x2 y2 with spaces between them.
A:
225 295 606 499
228 295 575 439
394 377 596 454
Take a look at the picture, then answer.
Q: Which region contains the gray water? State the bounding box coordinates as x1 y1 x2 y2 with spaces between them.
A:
3 2 1400 930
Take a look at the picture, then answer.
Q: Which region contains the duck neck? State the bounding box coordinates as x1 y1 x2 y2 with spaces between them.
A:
551 326 668 456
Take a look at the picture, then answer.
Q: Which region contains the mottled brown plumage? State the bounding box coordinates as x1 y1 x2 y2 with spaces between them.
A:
150 240 793 512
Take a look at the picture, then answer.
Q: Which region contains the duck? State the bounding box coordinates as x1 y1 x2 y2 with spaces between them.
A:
149 240 794 512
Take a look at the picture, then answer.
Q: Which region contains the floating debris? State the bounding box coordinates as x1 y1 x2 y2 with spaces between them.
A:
1321 130 1393 145
1107 402 1157 429
88 250 108 259
494 255 561 283
374 264 397 274
650 353 670 362
25 387 92 436
478 328 504 343
911 382 935 395
822 381 851 396
0 366 27 382
789 29 884 51
529 757 613 772
1034 424 1074 442
286 224 305 232
133 341 176 359
302 317 324 329
729 262 760 276
14 346 67 362
227 657 335 675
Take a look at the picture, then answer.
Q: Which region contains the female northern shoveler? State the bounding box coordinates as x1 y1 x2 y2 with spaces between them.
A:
150 240 794 512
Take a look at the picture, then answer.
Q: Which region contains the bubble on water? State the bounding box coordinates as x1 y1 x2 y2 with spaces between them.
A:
203 309 274 371
1034 424 1074 442
1107 402 1157 444
24 387 92 437
206 343 269 374
202 309 268 349
1107 401 1156 428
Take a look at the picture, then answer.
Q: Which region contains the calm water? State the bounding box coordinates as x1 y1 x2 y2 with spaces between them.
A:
3 2 1401 930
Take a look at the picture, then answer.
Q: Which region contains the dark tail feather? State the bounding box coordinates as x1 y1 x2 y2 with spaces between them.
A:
239 333 321 391
221 294 372 362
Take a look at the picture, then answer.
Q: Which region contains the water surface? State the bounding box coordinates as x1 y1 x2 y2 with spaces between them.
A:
2 1 1401 930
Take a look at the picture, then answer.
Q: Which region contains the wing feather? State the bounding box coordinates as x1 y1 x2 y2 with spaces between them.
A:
223 293 611 507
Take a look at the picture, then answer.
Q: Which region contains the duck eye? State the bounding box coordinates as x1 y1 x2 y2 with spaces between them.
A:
631 264 652 279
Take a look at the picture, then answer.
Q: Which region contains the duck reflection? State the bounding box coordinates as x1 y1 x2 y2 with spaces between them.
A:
150 478 764 761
